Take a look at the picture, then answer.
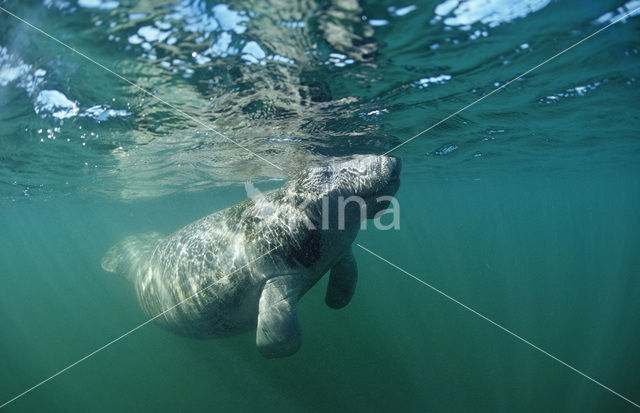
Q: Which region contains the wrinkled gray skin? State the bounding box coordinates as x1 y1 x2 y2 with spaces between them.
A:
102 155 401 357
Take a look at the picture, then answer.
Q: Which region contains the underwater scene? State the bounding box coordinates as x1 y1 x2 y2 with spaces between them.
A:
1 0 639 411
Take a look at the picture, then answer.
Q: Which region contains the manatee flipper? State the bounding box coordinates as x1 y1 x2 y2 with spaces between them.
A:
256 275 302 358
325 249 358 309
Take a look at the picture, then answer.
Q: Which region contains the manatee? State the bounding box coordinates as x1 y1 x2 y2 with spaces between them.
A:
102 154 401 357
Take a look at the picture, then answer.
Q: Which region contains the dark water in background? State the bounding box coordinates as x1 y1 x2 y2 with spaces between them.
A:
1 0 640 411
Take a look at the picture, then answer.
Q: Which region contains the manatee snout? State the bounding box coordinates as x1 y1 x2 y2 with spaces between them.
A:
384 155 402 193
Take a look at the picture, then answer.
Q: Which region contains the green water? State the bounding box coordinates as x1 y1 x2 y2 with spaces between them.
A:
1 0 640 411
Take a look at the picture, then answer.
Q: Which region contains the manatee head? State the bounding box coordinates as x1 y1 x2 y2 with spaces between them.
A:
286 155 401 229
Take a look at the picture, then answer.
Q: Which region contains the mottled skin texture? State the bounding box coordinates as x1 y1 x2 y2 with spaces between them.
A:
102 155 401 357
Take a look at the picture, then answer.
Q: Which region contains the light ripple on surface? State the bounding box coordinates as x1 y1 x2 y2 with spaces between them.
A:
0 0 638 201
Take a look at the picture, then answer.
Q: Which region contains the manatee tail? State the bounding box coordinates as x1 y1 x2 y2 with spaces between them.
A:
101 232 163 281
